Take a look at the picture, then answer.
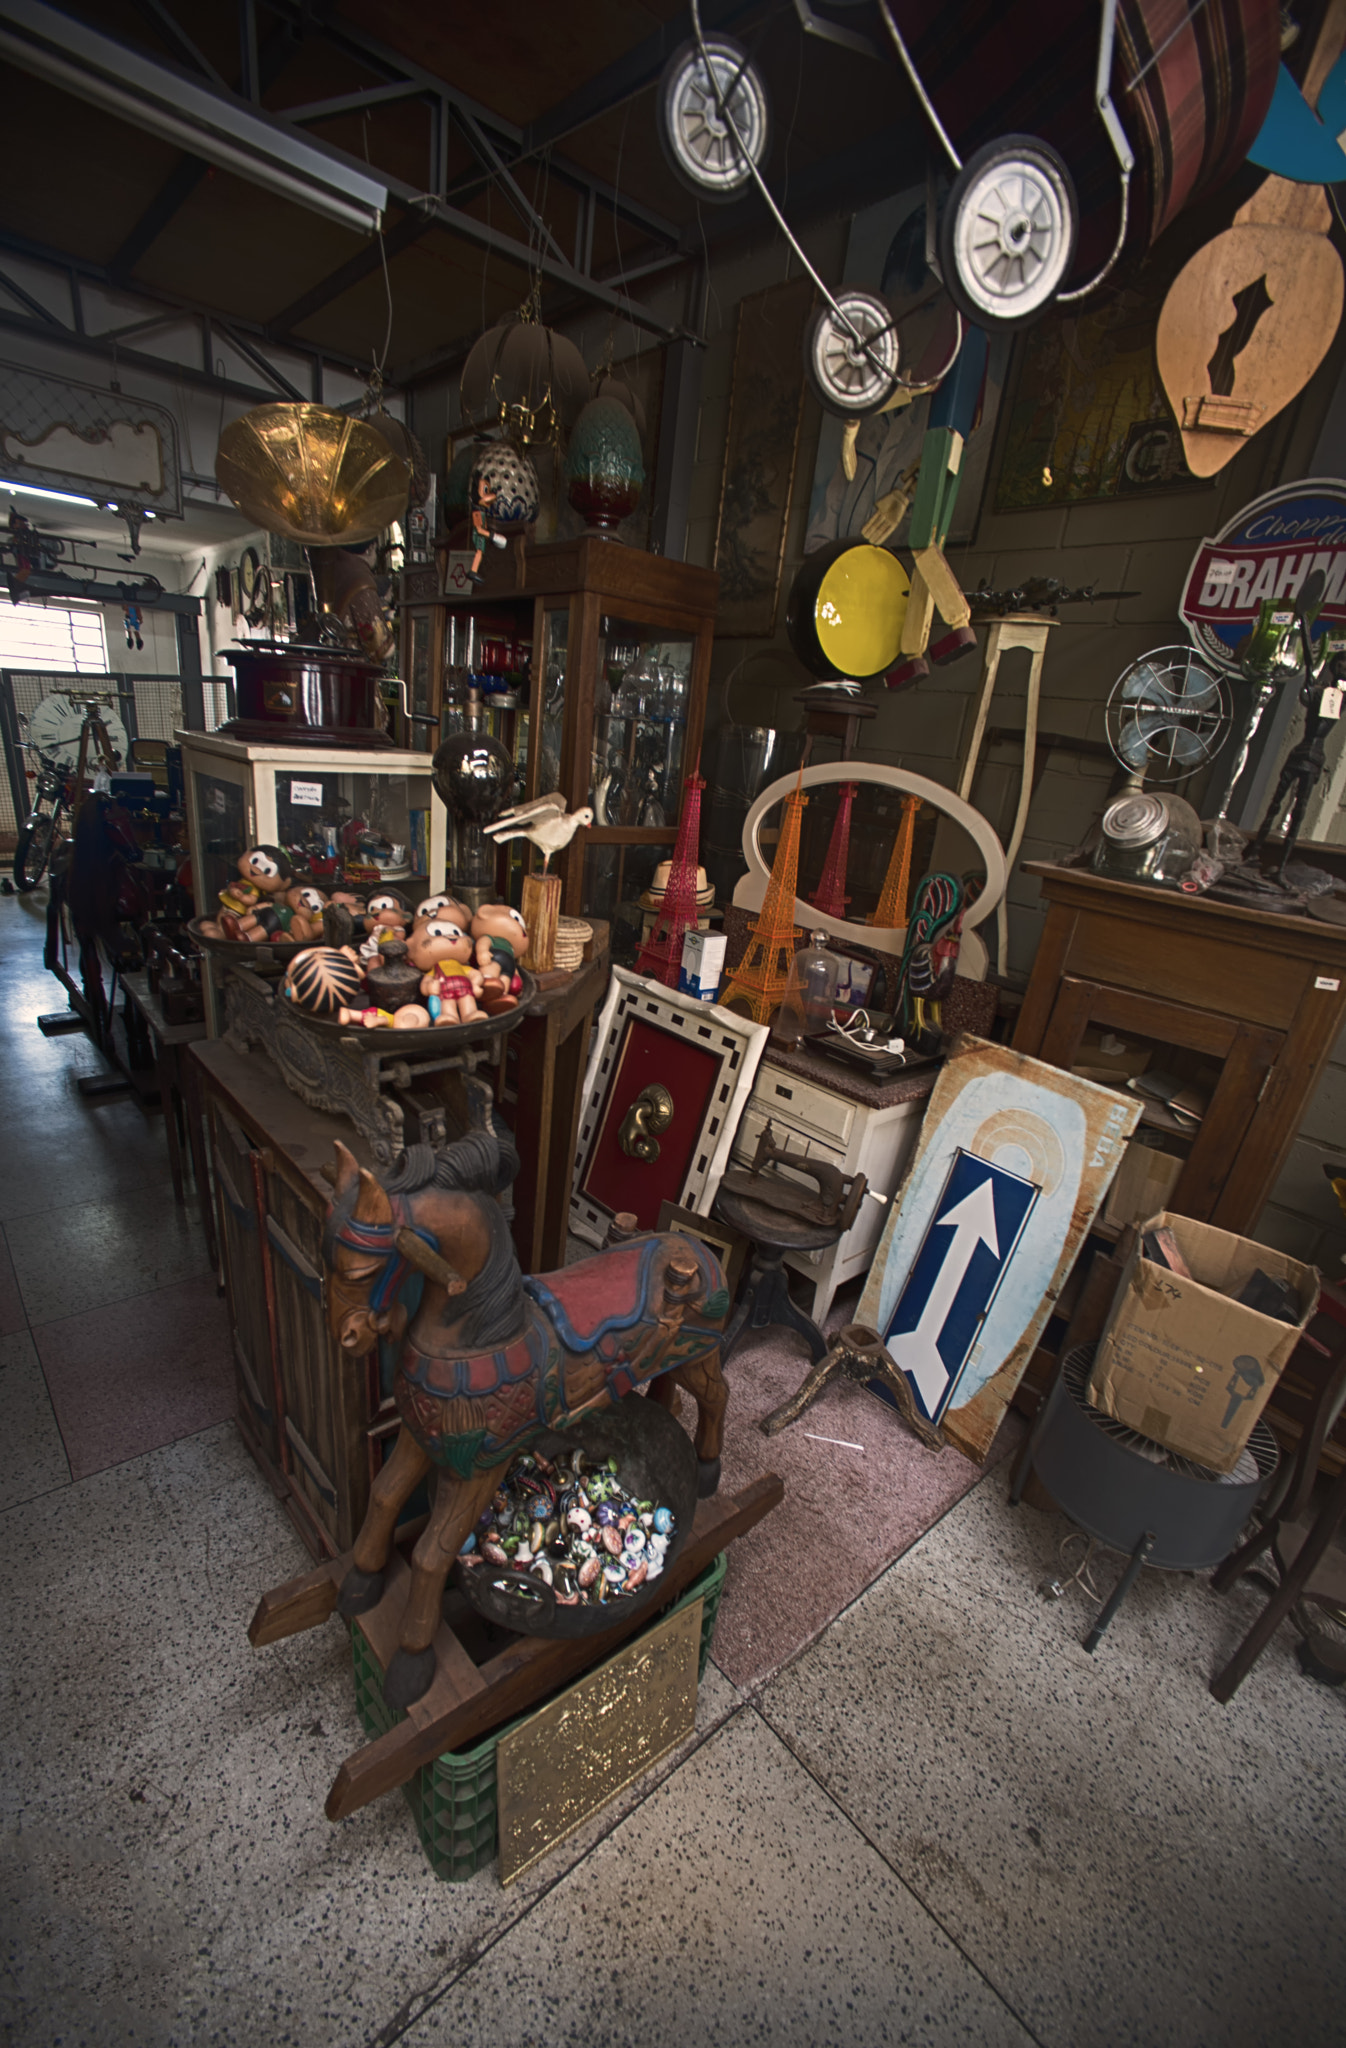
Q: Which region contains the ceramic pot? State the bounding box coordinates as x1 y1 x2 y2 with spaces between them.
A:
565 397 645 532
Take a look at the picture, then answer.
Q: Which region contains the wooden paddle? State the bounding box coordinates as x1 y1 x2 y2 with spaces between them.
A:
1156 1 1346 478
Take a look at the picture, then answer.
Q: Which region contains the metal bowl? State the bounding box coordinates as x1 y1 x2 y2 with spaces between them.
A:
454 1393 698 1639
275 966 537 1052
187 917 310 968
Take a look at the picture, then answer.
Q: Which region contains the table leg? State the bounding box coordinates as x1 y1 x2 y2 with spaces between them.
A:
157 1041 186 1205
1083 1530 1155 1653
181 1053 219 1270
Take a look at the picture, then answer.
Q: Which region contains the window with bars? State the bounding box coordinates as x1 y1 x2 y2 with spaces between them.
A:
0 600 108 672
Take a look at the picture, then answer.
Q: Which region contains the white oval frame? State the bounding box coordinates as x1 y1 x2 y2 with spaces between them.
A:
732 762 1007 965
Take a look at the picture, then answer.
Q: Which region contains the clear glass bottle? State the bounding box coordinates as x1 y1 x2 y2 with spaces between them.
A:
771 931 842 1049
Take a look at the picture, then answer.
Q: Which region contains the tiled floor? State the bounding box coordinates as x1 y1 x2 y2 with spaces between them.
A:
2 891 1343 2048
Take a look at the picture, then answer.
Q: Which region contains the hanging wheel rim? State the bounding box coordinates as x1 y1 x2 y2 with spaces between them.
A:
661 38 769 197
807 292 901 414
948 144 1075 322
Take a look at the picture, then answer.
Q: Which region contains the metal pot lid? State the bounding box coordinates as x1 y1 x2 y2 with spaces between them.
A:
1102 791 1169 847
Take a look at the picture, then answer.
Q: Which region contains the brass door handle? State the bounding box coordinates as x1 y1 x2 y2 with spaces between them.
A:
619 1083 674 1161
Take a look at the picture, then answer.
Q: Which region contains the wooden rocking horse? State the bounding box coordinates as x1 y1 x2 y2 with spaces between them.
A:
251 1119 733 1710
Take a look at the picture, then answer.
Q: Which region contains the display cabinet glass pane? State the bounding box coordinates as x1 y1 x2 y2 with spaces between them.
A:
409 612 432 718
268 766 435 894
192 769 248 909
581 839 665 956
591 617 691 826
537 605 568 796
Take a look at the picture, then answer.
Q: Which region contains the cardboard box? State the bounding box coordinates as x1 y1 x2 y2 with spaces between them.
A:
679 930 725 1003
1088 1211 1318 1472
1101 1140 1185 1231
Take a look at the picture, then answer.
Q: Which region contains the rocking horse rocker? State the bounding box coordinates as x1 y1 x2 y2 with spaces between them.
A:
250 1120 734 1713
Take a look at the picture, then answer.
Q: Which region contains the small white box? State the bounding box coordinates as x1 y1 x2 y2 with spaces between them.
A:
679 929 725 1002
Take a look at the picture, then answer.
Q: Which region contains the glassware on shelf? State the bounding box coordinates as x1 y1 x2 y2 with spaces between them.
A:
771 932 842 1049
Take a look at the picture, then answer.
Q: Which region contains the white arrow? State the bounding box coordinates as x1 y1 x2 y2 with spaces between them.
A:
888 1177 1001 1416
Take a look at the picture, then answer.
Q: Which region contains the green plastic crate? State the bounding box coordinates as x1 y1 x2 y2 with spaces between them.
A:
352 1548 729 1882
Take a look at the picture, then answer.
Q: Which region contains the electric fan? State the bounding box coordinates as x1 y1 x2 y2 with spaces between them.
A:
1095 646 1231 885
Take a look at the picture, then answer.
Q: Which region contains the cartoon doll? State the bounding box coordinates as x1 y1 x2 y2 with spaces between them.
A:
405 917 484 1024
468 471 507 587
470 902 528 1013
217 844 292 936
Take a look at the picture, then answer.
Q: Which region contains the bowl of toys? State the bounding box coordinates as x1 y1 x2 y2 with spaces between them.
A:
453 1393 698 1639
276 891 536 1050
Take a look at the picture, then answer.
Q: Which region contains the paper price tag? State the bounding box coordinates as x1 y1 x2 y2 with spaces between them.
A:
1321 687 1343 720
1205 561 1235 586
290 779 323 807
1315 976 1341 992
1271 610 1294 625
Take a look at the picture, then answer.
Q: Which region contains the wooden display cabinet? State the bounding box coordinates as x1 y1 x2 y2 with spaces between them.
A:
398 538 718 917
1013 863 1346 1234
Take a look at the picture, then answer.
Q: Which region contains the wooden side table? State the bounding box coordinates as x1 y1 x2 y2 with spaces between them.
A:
121 969 215 1264
1013 863 1346 1234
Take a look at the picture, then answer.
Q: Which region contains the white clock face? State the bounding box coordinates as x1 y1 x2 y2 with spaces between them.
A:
26 694 129 771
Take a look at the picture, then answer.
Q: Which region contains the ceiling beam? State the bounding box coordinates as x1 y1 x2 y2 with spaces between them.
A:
266 207 428 339
106 18 299 283
521 0 761 156
0 305 287 404
131 0 226 88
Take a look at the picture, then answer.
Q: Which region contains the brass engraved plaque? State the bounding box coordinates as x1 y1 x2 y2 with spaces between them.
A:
496 1597 702 1886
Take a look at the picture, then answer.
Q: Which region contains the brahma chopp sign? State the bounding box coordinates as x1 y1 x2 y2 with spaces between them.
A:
1179 479 1346 672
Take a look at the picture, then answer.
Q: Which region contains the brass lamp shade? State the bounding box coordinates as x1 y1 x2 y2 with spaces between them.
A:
215 404 409 545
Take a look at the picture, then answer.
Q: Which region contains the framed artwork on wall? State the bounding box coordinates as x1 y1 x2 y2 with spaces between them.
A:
993 278 1215 513
713 275 815 637
571 968 769 1246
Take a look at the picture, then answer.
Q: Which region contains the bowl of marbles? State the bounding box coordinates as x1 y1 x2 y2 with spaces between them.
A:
275 937 536 1052
453 1392 697 1639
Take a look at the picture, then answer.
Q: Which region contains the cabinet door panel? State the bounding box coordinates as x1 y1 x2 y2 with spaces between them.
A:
209 1106 277 1464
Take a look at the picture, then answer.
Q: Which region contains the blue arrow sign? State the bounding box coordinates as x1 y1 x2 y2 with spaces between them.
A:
881 1150 1039 1423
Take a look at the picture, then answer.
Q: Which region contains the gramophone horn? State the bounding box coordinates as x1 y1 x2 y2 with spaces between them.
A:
216 404 409 546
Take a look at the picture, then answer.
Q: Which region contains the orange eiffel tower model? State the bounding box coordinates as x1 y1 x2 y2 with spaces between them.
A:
635 766 705 987
720 777 807 1024
810 781 857 919
869 793 922 932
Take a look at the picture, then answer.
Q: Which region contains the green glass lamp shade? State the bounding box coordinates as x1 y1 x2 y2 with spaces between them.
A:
565 397 645 532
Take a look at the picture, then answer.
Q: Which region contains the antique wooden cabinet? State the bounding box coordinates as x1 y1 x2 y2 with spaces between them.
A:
399 536 718 919
1013 863 1346 1235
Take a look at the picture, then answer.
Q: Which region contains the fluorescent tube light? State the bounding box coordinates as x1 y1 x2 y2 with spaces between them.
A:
0 1 387 234
0 479 99 505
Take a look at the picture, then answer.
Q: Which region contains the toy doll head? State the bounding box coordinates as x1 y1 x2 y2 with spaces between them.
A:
238 844 292 895
414 891 472 929
365 890 409 934
471 902 528 959
287 884 326 918
405 918 473 972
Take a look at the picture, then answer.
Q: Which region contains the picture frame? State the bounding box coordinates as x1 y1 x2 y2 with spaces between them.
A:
656 1199 749 1297
713 276 815 637
570 968 769 1247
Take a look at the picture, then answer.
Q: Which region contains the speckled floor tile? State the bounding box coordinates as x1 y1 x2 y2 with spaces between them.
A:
35 1271 232 1477
759 1473 1346 2048
0 1095 175 1221
0 1419 749 2048
0 1327 69 1508
397 1708 1029 2048
0 1230 25 1335
4 1180 211 1325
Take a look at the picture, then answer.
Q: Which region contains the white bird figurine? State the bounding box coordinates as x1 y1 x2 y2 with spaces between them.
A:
484 792 594 872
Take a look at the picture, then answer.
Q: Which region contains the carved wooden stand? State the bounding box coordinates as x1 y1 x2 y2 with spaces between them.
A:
222 961 507 1167
250 1472 783 1819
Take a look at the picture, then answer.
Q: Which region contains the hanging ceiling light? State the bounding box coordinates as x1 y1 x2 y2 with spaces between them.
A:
460 305 591 443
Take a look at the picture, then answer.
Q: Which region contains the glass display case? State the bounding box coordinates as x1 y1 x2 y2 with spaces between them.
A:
399 535 718 919
180 731 447 1029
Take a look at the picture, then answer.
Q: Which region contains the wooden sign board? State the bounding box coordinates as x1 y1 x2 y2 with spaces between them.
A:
857 1035 1139 1463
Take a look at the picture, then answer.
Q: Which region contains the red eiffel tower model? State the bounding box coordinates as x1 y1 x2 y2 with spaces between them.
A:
870 793 922 933
810 781 858 919
720 776 807 1025
635 766 706 988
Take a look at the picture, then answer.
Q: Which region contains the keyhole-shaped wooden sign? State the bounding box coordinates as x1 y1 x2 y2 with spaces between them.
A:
1156 175 1343 478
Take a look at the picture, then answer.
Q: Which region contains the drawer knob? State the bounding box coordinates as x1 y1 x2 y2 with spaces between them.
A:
619 1083 675 1162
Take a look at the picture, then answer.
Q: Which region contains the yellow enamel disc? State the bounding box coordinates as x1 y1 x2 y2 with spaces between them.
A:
815 545 910 678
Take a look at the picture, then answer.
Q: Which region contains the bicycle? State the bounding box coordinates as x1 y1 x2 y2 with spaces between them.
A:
13 689 132 893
